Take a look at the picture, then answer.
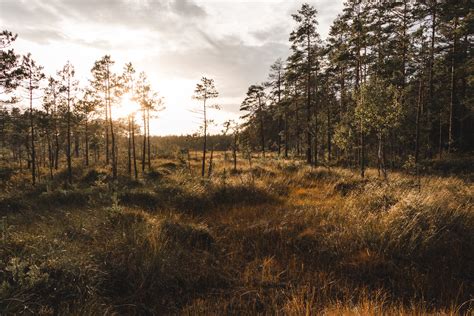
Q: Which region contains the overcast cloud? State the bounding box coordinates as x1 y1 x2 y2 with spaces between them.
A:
1 0 344 135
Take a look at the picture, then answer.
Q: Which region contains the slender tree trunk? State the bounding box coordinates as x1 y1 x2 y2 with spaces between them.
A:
448 17 458 153
233 133 237 171
415 76 423 164
277 71 282 157
377 133 387 179
142 109 146 173
284 103 289 158
132 116 138 180
306 36 312 165
74 132 80 158
29 74 36 186
201 98 207 177
208 146 214 177
47 125 53 180
438 110 443 158
107 72 117 180
54 129 59 170
295 91 300 157
259 98 265 158
313 83 318 166
327 101 331 164
127 116 132 176
66 77 72 185
360 119 365 178
85 119 89 166
428 3 436 157
105 89 109 165
147 108 151 169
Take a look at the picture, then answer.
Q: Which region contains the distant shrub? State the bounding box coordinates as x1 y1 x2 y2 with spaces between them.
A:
0 167 15 182
159 162 179 171
159 219 214 250
421 156 474 180
305 168 338 181
81 169 107 185
281 163 300 173
251 166 276 178
146 169 164 181
0 196 30 213
211 184 275 205
119 190 161 211
332 178 368 196
38 189 91 207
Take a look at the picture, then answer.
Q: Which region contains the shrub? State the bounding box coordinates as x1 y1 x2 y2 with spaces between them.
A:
382 192 474 274
38 189 91 207
119 190 161 211
80 169 107 185
211 184 275 205
99 214 224 311
146 169 164 181
159 219 214 250
332 178 368 196
0 197 30 213
0 167 15 182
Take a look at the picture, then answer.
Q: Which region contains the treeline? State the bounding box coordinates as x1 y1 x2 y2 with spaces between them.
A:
1 31 164 184
152 135 232 154
239 0 473 176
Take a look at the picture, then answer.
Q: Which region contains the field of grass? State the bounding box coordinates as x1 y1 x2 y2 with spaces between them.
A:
0 153 473 315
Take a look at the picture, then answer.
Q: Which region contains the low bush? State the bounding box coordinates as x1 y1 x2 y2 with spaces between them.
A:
119 190 161 211
38 189 91 207
332 178 369 196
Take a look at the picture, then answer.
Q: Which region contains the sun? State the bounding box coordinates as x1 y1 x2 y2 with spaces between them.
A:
116 92 141 119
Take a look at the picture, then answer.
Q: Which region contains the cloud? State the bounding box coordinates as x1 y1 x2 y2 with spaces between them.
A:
171 0 206 17
1 0 345 135
1 0 207 45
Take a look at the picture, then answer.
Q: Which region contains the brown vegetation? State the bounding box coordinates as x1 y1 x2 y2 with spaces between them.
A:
0 153 473 314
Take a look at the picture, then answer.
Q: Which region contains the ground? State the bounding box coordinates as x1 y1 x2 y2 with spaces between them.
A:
0 153 473 314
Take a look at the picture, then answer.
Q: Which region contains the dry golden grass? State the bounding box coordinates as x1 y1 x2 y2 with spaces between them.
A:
0 153 473 314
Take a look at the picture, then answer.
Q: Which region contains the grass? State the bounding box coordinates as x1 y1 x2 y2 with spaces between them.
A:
0 153 472 314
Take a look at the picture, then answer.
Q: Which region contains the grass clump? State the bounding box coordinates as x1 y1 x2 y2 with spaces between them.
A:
119 189 161 211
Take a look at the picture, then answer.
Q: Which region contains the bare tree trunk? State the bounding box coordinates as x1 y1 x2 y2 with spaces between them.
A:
108 73 117 180
127 116 132 177
415 76 423 164
74 133 80 158
284 103 289 158
327 101 331 164
201 98 207 177
378 133 387 179
66 77 72 186
259 108 265 158
132 116 138 180
85 119 89 166
427 2 436 158
233 133 237 171
47 127 53 180
360 120 365 178
147 108 151 169
105 90 109 165
448 17 458 153
29 74 36 186
142 109 146 173
208 146 214 177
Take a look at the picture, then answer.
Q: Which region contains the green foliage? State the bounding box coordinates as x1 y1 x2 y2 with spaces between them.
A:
355 78 402 136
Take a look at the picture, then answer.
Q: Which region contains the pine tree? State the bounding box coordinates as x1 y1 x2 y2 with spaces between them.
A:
21 54 45 185
289 3 320 164
193 77 219 177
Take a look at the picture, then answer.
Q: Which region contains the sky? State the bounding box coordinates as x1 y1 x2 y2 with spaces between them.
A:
1 0 344 135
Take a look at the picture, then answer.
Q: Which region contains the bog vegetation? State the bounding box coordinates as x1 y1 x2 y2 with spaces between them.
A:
1 0 473 314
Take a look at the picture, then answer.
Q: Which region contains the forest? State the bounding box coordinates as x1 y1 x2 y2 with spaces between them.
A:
0 0 473 314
